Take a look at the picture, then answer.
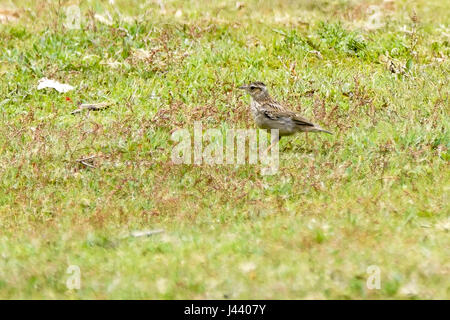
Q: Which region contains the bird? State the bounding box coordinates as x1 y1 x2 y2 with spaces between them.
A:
238 81 332 137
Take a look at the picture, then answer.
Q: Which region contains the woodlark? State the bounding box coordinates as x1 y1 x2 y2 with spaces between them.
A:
238 82 332 137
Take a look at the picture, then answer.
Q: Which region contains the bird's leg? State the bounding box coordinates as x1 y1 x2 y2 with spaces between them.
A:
285 138 293 151
265 135 281 154
265 142 274 154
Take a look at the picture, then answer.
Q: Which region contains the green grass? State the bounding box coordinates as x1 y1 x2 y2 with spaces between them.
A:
0 0 449 299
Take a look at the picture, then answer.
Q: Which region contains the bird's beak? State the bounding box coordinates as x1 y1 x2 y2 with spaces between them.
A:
238 85 248 90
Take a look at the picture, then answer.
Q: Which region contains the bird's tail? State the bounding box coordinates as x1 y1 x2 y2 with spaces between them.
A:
311 126 333 135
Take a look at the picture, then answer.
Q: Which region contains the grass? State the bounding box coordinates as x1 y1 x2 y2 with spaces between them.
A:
0 0 448 299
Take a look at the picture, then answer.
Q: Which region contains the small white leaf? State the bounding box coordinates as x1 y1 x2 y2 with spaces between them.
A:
94 13 113 26
37 78 75 93
129 229 164 238
239 262 256 273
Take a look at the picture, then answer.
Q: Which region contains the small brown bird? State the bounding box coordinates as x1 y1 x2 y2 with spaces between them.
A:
238 81 332 136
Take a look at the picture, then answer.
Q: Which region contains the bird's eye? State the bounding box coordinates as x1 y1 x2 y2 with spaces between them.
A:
250 86 256 90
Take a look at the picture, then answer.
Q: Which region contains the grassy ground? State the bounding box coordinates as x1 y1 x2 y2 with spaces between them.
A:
0 0 448 299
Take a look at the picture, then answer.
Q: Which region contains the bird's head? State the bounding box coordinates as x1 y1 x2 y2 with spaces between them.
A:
238 81 270 101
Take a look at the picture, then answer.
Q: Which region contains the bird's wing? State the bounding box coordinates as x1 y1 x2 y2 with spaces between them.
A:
262 109 315 127
291 113 315 127
260 100 285 111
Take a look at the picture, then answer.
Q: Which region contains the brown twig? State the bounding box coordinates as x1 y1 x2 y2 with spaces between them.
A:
71 103 110 115
76 155 98 168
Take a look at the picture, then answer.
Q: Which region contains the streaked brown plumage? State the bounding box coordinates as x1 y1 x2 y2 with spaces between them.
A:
238 81 332 136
